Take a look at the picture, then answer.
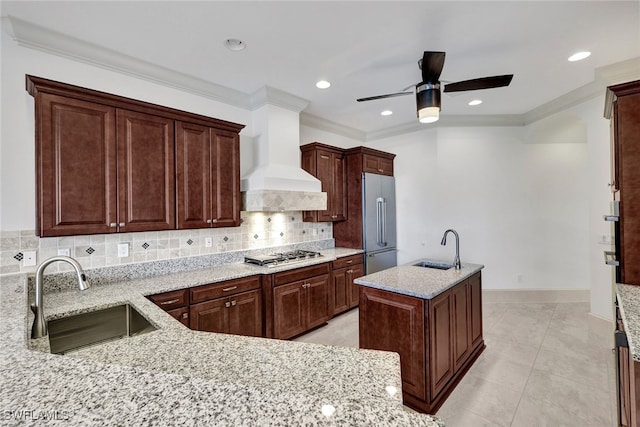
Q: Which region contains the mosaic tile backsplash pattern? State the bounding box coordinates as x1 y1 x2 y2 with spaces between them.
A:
0 212 333 275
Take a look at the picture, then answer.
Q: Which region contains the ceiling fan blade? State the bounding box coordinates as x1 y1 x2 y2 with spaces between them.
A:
443 74 513 93
421 51 446 83
356 91 413 102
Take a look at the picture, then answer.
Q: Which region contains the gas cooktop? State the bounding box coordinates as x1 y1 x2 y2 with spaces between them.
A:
244 250 323 267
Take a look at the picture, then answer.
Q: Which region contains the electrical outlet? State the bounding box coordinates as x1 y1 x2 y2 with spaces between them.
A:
117 243 129 258
205 237 212 248
58 248 70 257
23 251 37 267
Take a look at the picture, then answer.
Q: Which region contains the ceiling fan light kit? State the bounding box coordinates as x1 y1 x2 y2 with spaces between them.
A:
357 51 513 124
416 82 441 123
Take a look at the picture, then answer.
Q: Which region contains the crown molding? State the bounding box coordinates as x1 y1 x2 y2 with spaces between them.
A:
250 86 309 113
2 15 250 109
4 15 638 139
299 113 366 141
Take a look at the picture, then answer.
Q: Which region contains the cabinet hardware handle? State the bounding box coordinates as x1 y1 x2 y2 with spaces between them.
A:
206 219 212 224
378 168 384 172
346 260 353 264
160 298 180 305
181 313 188 319
225 302 231 308
109 223 117 228
320 155 330 159
211 219 218 223
222 286 238 292
231 300 237 306
119 223 125 227
347 269 353 274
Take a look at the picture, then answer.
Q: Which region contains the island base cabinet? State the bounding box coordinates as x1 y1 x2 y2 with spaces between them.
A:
359 271 485 414
359 288 426 400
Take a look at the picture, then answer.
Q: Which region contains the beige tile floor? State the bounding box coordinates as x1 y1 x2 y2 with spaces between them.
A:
293 301 617 426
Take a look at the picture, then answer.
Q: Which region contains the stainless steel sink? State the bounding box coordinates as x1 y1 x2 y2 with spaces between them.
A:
413 261 454 270
48 304 156 354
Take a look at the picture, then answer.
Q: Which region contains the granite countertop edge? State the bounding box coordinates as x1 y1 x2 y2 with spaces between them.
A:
0 247 443 426
354 258 485 299
617 283 640 361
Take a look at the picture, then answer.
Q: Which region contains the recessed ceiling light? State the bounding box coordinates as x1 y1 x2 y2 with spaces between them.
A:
381 110 393 116
468 99 483 106
224 38 246 51
316 80 331 89
568 51 591 62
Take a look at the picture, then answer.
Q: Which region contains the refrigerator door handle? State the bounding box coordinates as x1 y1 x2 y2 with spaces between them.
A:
376 197 387 247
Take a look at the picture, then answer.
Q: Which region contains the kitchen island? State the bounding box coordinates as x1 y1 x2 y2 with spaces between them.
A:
0 249 444 426
355 259 485 414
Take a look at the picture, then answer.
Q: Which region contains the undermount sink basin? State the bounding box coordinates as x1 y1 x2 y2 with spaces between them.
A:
413 261 454 270
48 304 156 354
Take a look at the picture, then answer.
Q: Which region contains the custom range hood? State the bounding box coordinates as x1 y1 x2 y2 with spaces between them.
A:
241 87 327 212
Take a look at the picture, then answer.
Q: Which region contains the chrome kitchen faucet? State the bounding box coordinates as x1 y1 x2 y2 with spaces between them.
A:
441 229 462 270
31 256 89 339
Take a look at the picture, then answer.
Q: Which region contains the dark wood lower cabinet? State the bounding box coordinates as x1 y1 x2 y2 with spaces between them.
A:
359 271 485 414
359 288 426 400
331 255 365 316
190 289 262 337
167 307 190 327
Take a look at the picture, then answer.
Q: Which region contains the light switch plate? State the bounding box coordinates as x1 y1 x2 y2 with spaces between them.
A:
205 237 213 248
22 251 37 267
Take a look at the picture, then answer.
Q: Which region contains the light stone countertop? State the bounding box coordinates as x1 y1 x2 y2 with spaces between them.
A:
354 258 485 299
617 283 640 362
0 248 444 426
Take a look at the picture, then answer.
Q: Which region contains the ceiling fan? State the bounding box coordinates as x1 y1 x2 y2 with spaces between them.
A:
356 51 513 123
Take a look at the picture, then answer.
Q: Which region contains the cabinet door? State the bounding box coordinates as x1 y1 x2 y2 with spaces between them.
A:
332 153 347 221
37 94 117 236
315 150 336 222
359 287 426 400
189 298 227 333
429 290 454 399
273 281 306 339
306 274 330 330
332 267 350 315
210 128 241 227
469 272 483 350
228 289 263 337
117 109 175 232
452 281 470 370
167 307 190 327
176 122 212 229
362 153 393 176
347 263 365 309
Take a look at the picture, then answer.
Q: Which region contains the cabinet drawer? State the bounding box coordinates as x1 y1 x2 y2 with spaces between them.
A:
148 289 189 311
273 263 331 286
191 275 261 304
332 254 364 270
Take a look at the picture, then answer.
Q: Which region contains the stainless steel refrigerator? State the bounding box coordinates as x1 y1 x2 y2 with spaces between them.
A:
362 172 397 274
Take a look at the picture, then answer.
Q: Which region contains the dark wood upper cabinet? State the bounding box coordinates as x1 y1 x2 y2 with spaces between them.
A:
27 75 244 237
300 142 347 222
334 146 396 249
36 93 118 236
117 109 175 232
176 123 240 229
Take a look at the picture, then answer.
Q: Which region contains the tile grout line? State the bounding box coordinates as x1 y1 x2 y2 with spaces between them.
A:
508 303 558 427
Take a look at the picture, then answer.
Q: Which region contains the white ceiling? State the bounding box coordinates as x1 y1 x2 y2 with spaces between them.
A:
2 1 639 135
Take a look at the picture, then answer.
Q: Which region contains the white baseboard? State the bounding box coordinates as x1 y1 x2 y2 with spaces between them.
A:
482 288 590 303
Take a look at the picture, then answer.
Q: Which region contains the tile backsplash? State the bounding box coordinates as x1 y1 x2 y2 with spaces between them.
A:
0 212 333 275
